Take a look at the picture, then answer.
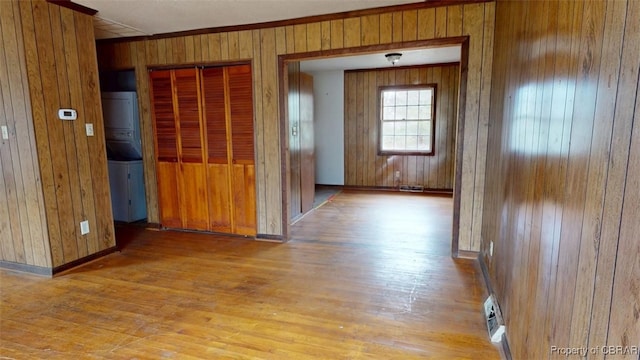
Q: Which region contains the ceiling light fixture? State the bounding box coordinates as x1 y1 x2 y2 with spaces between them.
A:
385 52 402 66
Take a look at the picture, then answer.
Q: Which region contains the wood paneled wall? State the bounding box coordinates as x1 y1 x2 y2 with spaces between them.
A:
344 64 459 189
96 2 495 251
0 0 115 270
0 0 51 268
482 0 640 358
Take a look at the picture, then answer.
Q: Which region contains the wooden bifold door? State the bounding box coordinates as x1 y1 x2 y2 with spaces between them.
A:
150 64 256 236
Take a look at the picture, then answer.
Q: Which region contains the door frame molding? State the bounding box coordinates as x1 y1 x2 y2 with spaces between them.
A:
277 36 469 257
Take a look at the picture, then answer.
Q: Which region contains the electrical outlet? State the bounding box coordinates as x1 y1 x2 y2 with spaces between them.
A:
80 220 90 235
1 125 8 140
490 241 494 256
85 123 94 136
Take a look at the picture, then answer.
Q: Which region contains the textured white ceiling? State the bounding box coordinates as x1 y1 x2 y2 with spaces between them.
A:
74 0 423 39
300 46 461 72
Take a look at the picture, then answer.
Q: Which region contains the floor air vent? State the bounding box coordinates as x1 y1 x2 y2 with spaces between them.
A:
399 185 424 192
484 294 506 343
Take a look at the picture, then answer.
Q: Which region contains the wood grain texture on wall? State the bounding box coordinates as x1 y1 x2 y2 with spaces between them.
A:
96 2 495 251
0 0 115 270
344 64 459 189
0 0 51 268
481 0 639 358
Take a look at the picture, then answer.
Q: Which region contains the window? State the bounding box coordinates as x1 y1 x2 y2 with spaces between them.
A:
379 85 436 155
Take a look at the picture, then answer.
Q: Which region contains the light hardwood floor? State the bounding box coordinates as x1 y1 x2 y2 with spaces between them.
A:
0 190 500 359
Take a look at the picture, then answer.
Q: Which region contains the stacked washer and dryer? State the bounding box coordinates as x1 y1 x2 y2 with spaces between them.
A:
101 92 147 223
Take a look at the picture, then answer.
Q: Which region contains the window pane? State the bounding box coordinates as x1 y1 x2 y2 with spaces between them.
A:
407 106 420 120
418 120 431 136
395 106 407 120
382 136 394 150
418 136 431 151
407 91 420 105
406 136 418 150
382 121 395 136
394 121 406 135
419 89 432 104
383 106 395 120
383 91 395 106
406 121 419 135
395 91 407 106
419 105 432 119
394 136 406 150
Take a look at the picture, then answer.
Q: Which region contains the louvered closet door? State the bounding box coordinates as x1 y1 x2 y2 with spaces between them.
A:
173 69 209 231
227 64 256 236
150 70 181 228
201 67 232 233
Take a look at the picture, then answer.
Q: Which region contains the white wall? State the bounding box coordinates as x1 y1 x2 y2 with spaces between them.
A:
307 70 344 185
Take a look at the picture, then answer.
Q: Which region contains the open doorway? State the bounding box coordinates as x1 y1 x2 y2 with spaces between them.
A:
98 70 148 230
279 39 467 255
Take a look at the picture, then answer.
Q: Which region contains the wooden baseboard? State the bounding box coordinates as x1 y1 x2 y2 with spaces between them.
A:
52 246 118 275
455 250 480 259
478 254 512 360
341 185 453 196
256 233 284 242
0 261 53 277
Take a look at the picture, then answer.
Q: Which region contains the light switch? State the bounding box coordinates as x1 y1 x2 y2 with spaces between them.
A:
1 125 8 140
80 220 90 235
86 123 94 136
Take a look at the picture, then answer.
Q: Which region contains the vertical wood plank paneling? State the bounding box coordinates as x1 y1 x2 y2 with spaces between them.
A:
60 7 98 257
207 33 221 61
238 30 253 59
355 72 364 185
18 0 62 266
133 42 159 225
344 64 459 190
51 5 87 259
589 0 640 355
74 10 115 253
219 32 229 60
306 23 321 52
0 0 26 264
199 35 209 62
31 0 77 264
285 26 295 54
607 76 640 355
482 0 640 358
361 15 380 46
228 31 240 59
330 19 344 49
259 28 281 234
459 3 483 251
293 24 307 53
1 0 114 270
447 5 463 37
343 18 361 48
435 7 447 38
321 21 331 50
379 13 392 44
344 72 356 186
392 12 403 42
402 10 417 42
146 39 158 66
184 35 195 63
417 8 435 40
156 38 167 65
